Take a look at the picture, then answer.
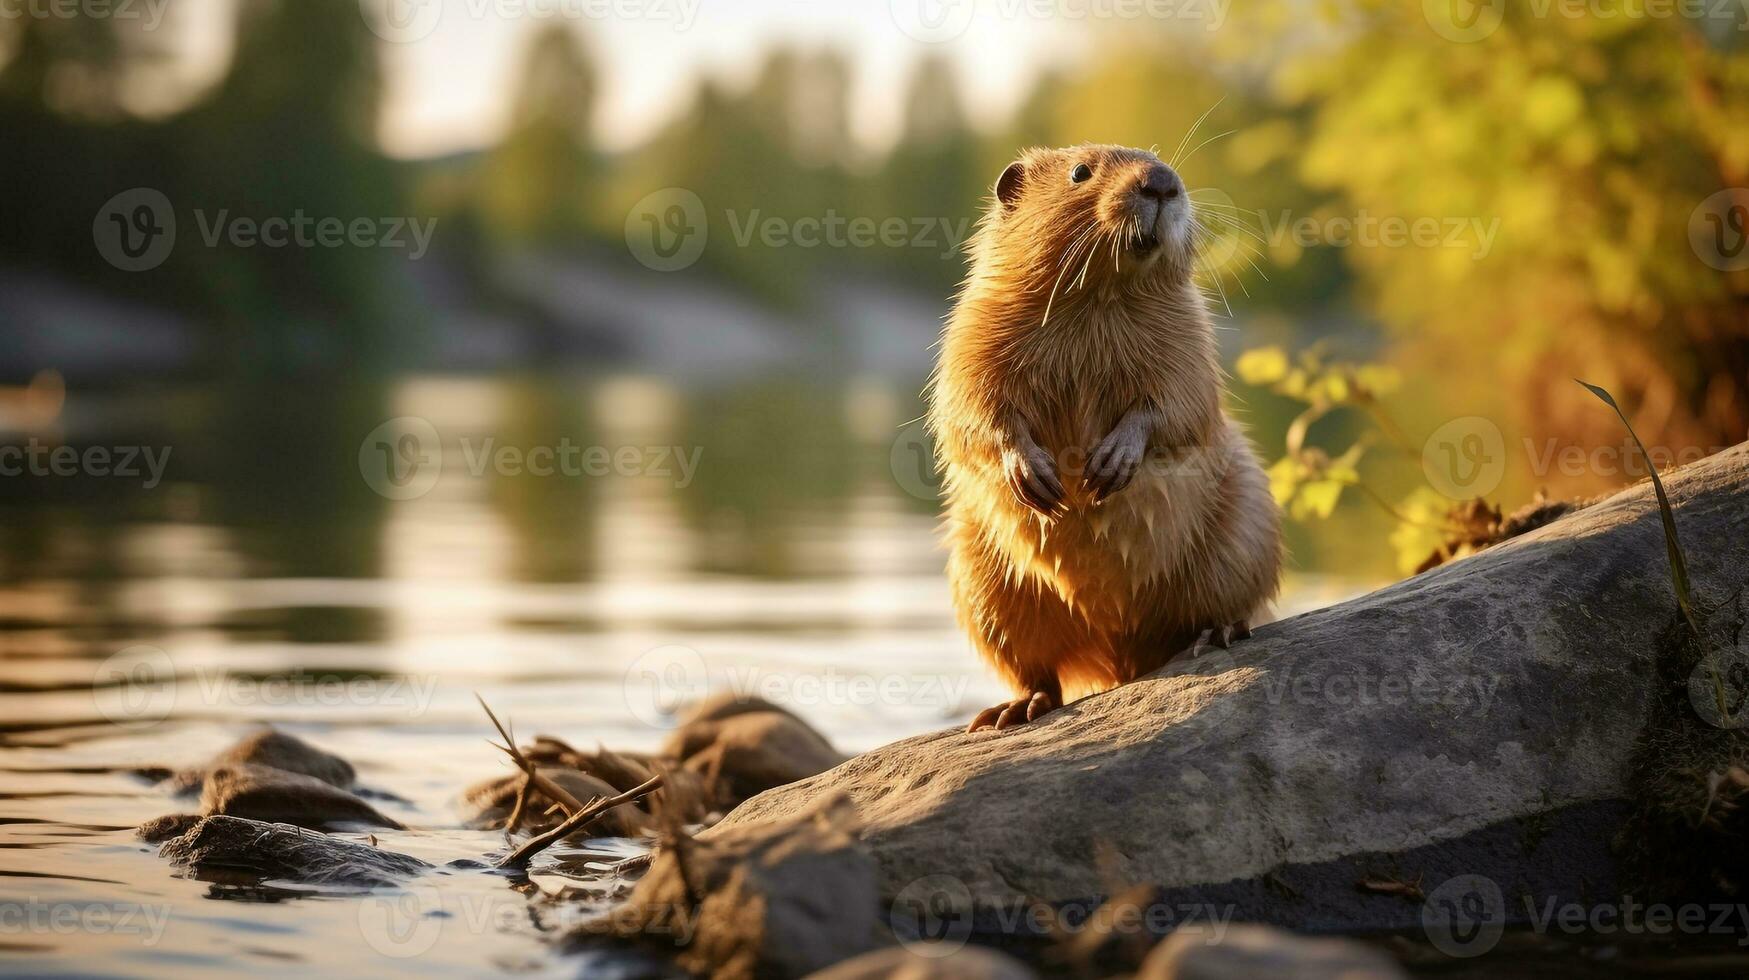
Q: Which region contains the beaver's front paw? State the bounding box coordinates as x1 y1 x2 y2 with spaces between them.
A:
966 691 1057 732
1191 619 1252 656
1084 421 1148 503
1002 444 1065 517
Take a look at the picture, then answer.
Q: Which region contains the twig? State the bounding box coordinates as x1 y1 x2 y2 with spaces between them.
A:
496 774 664 870
476 693 586 813
506 772 532 834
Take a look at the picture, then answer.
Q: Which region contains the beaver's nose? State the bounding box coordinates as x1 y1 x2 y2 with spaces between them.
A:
1138 165 1182 202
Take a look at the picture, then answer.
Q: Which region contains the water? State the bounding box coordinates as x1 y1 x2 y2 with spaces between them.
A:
0 375 1355 977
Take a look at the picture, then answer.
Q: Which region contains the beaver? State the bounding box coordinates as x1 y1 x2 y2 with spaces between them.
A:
926 144 1282 732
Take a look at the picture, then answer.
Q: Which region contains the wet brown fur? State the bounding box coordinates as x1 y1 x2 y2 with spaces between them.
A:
927 144 1282 711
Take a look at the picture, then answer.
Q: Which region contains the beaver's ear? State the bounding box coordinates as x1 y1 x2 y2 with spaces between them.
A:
995 161 1026 211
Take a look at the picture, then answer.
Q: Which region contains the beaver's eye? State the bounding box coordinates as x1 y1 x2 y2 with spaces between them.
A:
1069 163 1093 184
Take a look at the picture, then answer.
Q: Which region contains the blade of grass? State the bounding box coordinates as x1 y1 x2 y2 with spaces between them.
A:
1575 380 1699 636
1577 380 1726 724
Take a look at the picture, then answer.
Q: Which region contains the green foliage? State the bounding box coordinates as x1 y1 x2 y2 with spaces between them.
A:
1241 342 1462 574
1254 2 1749 457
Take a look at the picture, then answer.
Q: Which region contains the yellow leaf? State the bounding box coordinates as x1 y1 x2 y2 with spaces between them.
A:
1266 456 1301 506
1296 478 1345 519
1236 346 1289 385
1355 364 1400 396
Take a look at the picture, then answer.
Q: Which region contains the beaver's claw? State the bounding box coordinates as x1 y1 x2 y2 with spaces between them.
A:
1084 421 1148 503
967 691 1057 732
1192 619 1252 656
1003 444 1064 517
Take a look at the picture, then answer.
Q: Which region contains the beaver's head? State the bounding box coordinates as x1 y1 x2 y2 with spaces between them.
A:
978 144 1199 295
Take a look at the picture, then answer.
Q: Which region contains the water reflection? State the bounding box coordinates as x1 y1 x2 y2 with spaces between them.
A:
0 373 1360 976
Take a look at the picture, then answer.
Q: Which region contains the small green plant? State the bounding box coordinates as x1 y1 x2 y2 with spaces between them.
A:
1576 380 1725 726
1235 344 1460 573
1576 380 1700 638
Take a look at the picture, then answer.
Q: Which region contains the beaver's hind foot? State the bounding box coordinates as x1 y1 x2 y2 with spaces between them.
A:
966 691 1057 733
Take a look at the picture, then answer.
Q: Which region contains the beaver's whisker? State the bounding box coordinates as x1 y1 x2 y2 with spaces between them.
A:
1053 220 1100 276
1178 128 1236 169
1170 97 1224 170
1079 228 1114 292
1072 226 1110 292
1189 204 1263 230
1042 221 1100 326
1196 212 1268 251
1196 217 1252 299
1032 219 1098 297
1193 219 1236 317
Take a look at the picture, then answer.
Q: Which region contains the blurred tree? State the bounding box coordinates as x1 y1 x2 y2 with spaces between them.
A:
872 54 984 294
190 0 404 374
614 46 855 305
479 25 600 244
1264 4 1749 484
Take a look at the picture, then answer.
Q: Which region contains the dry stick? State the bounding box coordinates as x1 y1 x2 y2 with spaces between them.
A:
505 772 532 834
476 693 586 813
497 774 665 870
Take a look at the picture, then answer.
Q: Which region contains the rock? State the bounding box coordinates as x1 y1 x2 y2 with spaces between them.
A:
718 444 1749 938
806 946 1037 980
137 813 203 843
460 767 649 836
159 814 430 887
572 793 882 979
166 728 355 796
664 695 847 809
1138 924 1403 979
524 737 660 791
201 763 402 830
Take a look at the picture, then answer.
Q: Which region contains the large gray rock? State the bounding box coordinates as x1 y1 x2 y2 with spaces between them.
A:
719 444 1749 939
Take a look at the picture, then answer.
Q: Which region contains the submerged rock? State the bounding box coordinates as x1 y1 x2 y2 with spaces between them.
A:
572 793 882 979
201 763 401 830
136 813 203 843
664 694 847 810
166 728 356 796
460 766 649 837
806 946 1037 980
717 445 1749 938
159 814 430 887
459 696 840 839
1137 924 1403 979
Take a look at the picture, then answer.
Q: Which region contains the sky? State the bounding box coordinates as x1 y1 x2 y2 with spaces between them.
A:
363 0 1084 158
